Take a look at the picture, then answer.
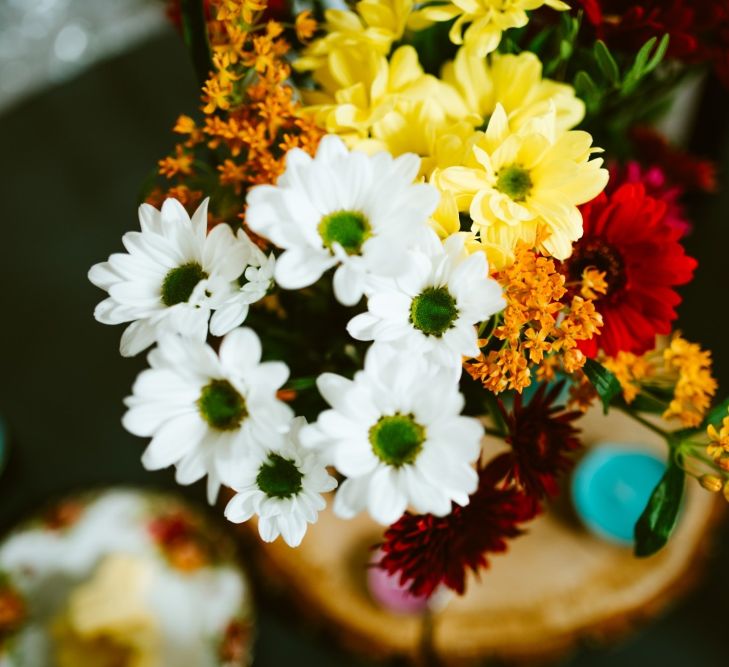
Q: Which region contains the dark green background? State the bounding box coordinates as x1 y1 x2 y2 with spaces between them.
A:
1 28 729 666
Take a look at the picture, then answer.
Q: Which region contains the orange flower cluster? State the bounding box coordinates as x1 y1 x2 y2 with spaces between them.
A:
0 583 25 643
464 246 603 394
150 0 323 226
663 336 717 427
604 334 717 427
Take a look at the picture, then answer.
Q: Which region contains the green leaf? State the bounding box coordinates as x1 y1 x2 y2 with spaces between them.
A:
594 40 620 84
559 39 573 61
703 395 729 429
284 377 318 391
583 358 621 414
644 33 670 75
634 459 685 557
621 35 669 96
180 0 213 88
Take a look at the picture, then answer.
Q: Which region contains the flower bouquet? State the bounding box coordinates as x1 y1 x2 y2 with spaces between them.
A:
88 0 728 608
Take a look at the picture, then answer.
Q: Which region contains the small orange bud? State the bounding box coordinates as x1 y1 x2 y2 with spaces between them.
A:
700 474 723 493
718 457 729 472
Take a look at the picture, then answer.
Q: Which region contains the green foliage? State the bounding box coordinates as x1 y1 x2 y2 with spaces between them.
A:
572 35 670 115
634 457 685 557
583 358 622 414
702 396 729 430
500 10 680 156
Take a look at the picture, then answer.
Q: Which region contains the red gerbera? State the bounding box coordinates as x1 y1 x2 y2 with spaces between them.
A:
499 382 583 505
377 456 537 598
562 183 697 358
609 161 690 236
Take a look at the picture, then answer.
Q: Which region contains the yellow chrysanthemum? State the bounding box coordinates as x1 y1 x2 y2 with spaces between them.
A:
431 103 608 269
428 189 481 250
442 48 585 132
302 44 470 158
295 0 413 75
409 0 570 57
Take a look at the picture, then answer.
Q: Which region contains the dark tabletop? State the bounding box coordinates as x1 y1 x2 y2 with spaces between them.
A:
1 27 728 667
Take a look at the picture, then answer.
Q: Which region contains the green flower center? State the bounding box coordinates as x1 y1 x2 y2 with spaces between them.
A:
410 286 459 337
256 453 304 499
318 210 371 255
495 165 533 202
369 414 426 467
197 379 247 431
161 262 208 307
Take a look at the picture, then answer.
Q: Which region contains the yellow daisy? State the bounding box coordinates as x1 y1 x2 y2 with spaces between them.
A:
431 103 608 269
295 0 413 75
428 189 482 251
302 44 470 158
410 0 570 57
442 48 585 132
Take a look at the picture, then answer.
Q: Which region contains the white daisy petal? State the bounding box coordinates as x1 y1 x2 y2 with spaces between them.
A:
347 229 503 375
88 197 253 355
274 247 335 289
225 421 336 546
123 330 297 509
140 412 206 470
308 345 481 524
119 319 158 357
244 139 440 306
219 327 263 370
368 467 408 525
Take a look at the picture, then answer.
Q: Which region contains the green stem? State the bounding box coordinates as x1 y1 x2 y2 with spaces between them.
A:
483 392 507 437
618 405 671 441
180 0 213 88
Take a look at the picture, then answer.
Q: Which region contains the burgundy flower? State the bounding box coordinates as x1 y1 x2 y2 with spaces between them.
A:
574 0 729 87
577 0 699 59
499 382 583 504
377 456 537 597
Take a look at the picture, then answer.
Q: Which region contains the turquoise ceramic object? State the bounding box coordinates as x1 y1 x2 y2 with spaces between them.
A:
572 445 666 545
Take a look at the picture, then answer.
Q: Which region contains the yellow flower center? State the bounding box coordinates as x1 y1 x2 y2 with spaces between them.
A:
410 286 459 337
161 262 208 306
369 414 426 467
318 210 371 255
197 380 248 431
495 165 533 202
256 453 304 499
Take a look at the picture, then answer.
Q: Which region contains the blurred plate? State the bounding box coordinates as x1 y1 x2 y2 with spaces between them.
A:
0 488 254 666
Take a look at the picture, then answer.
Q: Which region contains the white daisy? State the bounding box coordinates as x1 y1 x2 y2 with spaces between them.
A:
122 328 293 504
209 229 276 337
245 135 440 306
300 344 484 525
346 232 505 375
88 198 247 356
224 417 338 547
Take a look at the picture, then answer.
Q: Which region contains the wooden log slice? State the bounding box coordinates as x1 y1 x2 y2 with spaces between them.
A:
241 408 721 664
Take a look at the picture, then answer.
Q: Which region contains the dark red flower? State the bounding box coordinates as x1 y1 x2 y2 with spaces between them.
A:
609 161 690 236
499 382 583 504
630 126 717 194
563 183 697 357
574 0 729 86
576 0 699 59
377 456 537 598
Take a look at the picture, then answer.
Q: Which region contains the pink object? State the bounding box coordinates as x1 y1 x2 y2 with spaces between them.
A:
367 550 431 614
